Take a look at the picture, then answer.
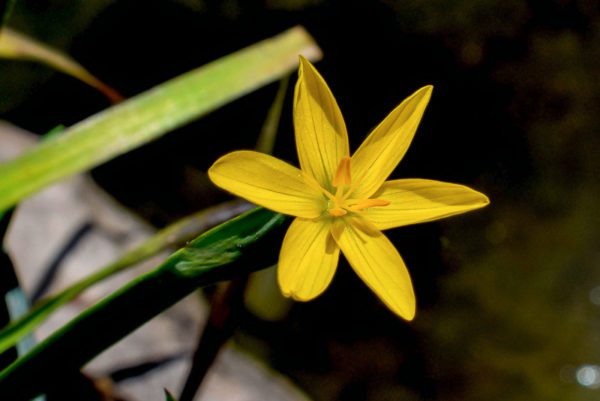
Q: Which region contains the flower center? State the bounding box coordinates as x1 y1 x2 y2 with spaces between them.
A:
326 157 390 217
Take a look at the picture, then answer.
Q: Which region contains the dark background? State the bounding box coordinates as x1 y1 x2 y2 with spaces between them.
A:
1 1 599 400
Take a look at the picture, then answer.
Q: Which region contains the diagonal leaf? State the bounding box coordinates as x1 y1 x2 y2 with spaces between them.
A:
255 76 289 154
0 200 252 354
0 208 19 371
0 208 286 400
0 26 321 214
165 389 178 401
0 62 289 352
0 28 123 102
0 0 16 29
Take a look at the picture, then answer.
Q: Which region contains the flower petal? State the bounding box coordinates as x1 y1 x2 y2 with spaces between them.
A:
350 86 433 199
365 179 490 230
332 218 416 320
294 56 349 191
208 150 324 218
278 218 340 300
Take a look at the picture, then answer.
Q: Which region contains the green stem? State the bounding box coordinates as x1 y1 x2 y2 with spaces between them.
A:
0 266 195 400
0 208 286 400
0 0 16 29
0 200 252 354
179 277 248 401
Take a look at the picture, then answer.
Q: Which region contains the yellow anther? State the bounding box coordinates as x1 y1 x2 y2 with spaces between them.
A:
332 156 352 188
348 198 390 211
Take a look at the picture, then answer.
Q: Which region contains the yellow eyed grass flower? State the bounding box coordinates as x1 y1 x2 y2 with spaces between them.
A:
208 56 489 320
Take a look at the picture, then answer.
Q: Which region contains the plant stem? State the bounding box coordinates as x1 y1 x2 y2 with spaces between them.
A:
179 277 249 401
0 0 16 29
0 208 18 369
0 209 285 400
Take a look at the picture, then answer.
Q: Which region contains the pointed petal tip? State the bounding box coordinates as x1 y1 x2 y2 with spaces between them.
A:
279 275 327 301
388 297 417 322
378 292 416 321
298 54 313 72
297 55 319 80
207 150 249 182
481 193 491 206
403 309 416 322
471 188 491 208
291 292 313 302
417 84 434 99
410 85 433 106
207 150 324 218
391 294 416 321
207 153 228 181
281 288 315 302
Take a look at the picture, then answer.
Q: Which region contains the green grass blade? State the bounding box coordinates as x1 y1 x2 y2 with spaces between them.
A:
0 28 124 102
0 200 252 354
0 0 16 29
165 389 178 401
0 26 321 213
255 76 289 154
0 50 287 351
0 208 286 400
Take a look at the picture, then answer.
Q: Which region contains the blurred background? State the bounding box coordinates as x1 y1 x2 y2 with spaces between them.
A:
1 0 600 400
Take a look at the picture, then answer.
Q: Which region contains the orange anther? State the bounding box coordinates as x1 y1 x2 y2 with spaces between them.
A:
349 198 390 211
327 207 348 217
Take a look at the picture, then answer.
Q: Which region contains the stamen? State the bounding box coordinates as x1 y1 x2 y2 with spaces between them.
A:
348 198 390 211
328 207 347 217
332 156 352 188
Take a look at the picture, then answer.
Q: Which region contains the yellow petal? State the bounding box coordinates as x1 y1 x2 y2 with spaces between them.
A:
294 56 349 191
365 179 490 230
208 150 325 218
350 86 433 199
332 219 416 320
278 218 340 300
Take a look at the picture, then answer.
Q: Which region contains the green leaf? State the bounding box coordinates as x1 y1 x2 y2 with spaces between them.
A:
0 208 286 400
41 125 66 142
164 389 178 401
0 26 321 214
0 200 252 354
0 0 16 28
0 28 123 102
255 76 289 154
0 49 288 351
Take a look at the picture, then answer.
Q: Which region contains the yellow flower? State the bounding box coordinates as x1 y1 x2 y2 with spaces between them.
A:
208 56 489 320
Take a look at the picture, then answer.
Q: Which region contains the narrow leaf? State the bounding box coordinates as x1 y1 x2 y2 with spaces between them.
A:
0 0 16 29
0 28 123 102
0 208 286 400
255 76 289 154
0 200 252 354
0 26 321 214
165 389 178 401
